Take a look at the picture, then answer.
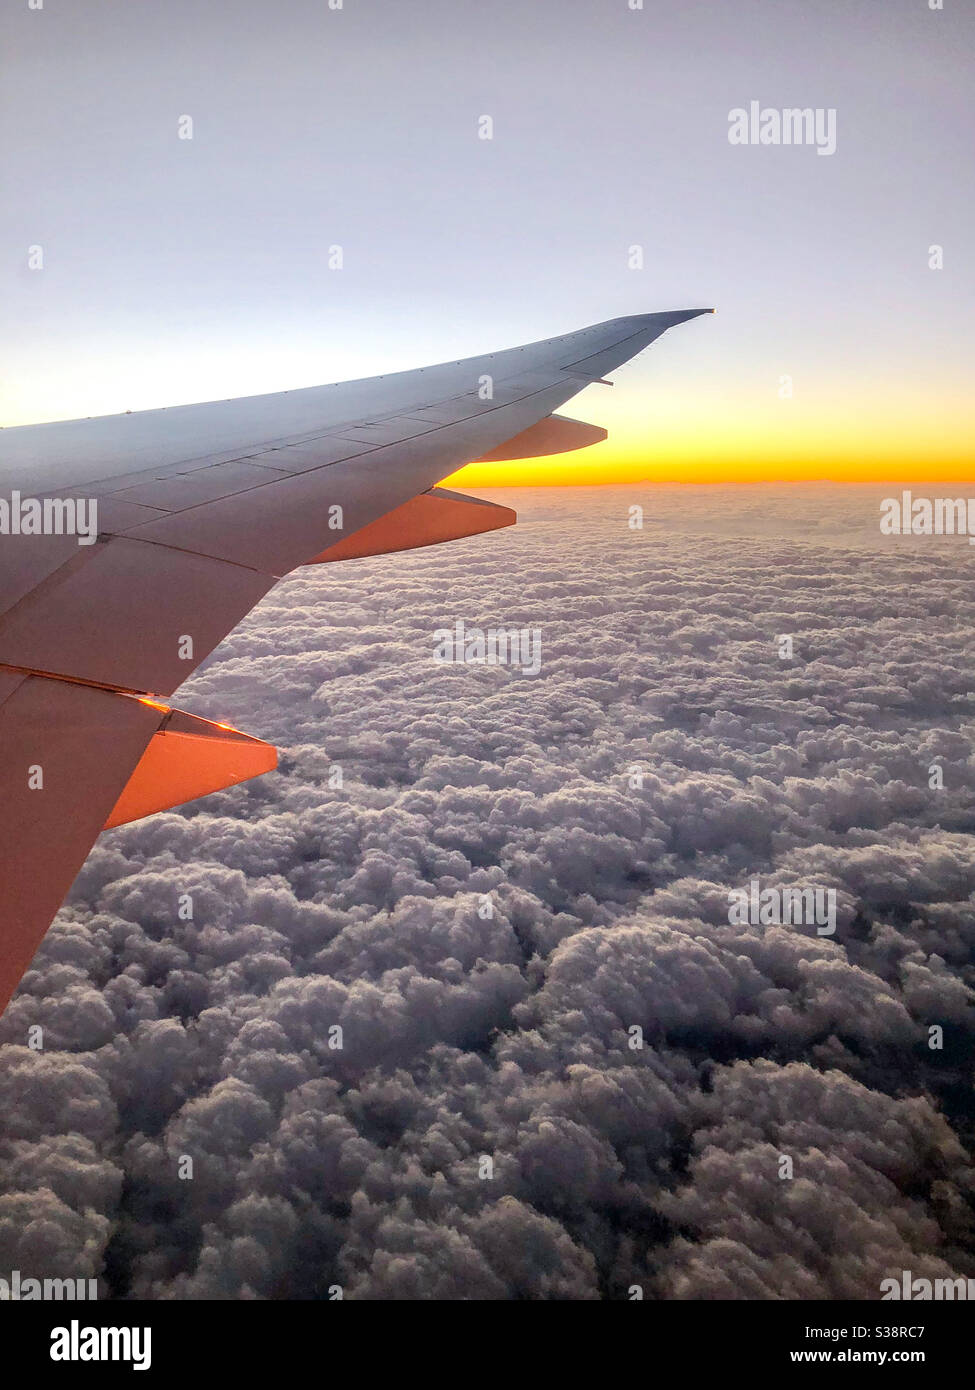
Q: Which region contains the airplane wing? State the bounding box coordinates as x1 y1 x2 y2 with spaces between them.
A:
0 307 711 1013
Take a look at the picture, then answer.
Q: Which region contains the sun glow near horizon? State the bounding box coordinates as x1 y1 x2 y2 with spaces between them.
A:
447 373 975 487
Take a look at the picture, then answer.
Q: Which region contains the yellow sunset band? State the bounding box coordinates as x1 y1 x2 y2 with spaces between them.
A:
446 379 975 486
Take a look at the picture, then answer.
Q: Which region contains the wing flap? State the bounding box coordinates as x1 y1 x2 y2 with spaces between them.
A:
474 413 606 462
104 707 277 828
307 487 516 564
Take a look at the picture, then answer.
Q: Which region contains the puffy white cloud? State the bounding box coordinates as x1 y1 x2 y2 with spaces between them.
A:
1 486 973 1299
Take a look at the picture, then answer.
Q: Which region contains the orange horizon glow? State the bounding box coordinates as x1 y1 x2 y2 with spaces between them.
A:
446 453 975 488
445 377 975 487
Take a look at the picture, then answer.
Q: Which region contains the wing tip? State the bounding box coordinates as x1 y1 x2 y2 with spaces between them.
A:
632 306 715 326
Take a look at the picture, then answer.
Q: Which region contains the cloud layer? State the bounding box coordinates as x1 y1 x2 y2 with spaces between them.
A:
1 485 973 1299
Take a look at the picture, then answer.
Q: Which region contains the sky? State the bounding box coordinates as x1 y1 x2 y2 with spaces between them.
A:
1 486 973 1298
2 0 972 482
